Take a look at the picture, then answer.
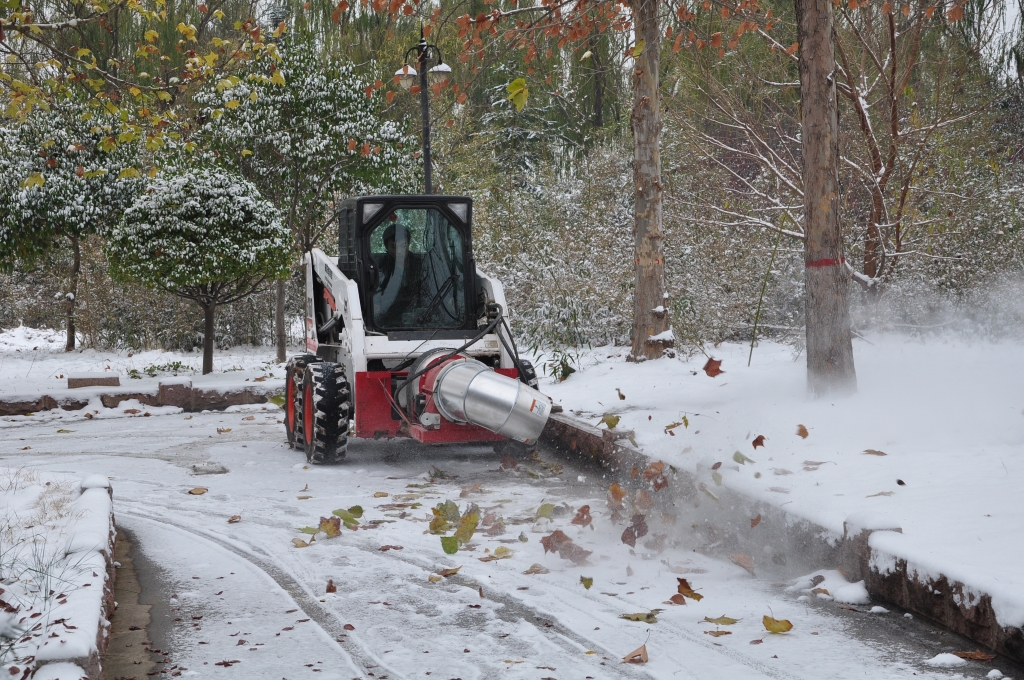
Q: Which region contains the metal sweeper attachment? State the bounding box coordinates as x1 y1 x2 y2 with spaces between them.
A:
283 195 552 464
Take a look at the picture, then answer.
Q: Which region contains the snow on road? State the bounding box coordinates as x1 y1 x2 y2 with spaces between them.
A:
0 402 1011 678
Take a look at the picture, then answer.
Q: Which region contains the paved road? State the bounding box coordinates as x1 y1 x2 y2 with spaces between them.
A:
2 408 1019 679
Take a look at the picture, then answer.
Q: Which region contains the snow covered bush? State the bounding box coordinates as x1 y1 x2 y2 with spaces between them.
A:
106 169 291 373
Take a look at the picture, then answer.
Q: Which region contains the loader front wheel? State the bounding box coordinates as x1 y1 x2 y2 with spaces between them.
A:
285 354 320 449
301 362 350 465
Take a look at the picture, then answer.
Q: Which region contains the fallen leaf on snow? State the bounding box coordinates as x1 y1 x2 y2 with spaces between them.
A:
730 553 755 576
616 388 626 400
373 491 389 498
620 610 661 623
667 594 687 605
703 358 724 377
536 503 556 519
460 483 482 497
751 514 762 528
796 424 809 438
479 546 513 562
752 435 767 449
438 566 462 577
523 563 550 575
428 574 442 583
676 578 704 602
189 487 208 495
698 482 719 502
56 429 74 433
763 615 793 633
540 530 592 564
750 639 764 645
217 427 231 434
326 580 337 593
711 461 722 471
123 409 140 415
952 650 996 662
704 615 739 625
863 449 887 456
580 576 594 590
733 451 756 465
343 623 355 630
379 545 403 551
608 483 627 509
705 630 732 637
622 643 649 663
866 491 894 498
319 516 342 538
242 415 255 421
227 515 241 523
291 538 309 548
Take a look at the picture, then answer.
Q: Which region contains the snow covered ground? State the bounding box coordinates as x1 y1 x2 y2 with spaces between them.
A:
537 335 1024 632
0 402 1016 678
1 467 114 678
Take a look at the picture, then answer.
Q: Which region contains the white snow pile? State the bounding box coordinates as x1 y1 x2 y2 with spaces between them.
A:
539 335 1024 629
923 653 967 667
0 328 66 354
1 469 113 679
785 569 871 605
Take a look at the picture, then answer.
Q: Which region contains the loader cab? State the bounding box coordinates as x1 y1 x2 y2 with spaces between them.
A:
337 196 478 339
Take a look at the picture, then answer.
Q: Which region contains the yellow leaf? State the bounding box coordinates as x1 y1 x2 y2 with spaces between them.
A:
599 413 620 429
580 576 593 589
188 487 208 495
620 610 661 623
129 87 142 98
291 537 309 548
249 90 258 102
225 99 240 110
213 9 225 19
374 491 389 498
763 615 793 633
77 48 91 58
144 29 159 42
319 515 342 538
271 70 286 86
241 149 253 157
156 91 173 102
22 173 45 188
428 573 442 582
632 39 645 58
704 615 739 625
118 167 141 179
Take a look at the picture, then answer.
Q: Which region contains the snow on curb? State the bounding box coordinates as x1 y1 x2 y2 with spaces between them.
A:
539 411 1024 664
1 471 116 679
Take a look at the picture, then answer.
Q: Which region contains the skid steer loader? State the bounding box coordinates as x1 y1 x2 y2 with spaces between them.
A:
283 195 552 464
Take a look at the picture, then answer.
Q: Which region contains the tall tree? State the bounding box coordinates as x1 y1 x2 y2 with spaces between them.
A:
107 169 291 373
196 32 413 363
0 98 142 350
795 0 856 393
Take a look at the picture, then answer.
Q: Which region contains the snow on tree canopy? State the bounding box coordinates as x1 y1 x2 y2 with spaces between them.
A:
0 99 142 268
106 169 291 290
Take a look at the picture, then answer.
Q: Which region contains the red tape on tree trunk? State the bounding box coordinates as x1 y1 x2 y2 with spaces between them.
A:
805 257 846 268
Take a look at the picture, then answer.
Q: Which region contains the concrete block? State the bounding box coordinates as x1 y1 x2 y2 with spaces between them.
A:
68 373 121 389
158 379 193 409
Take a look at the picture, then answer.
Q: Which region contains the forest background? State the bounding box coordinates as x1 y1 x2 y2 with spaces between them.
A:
2 0 1024 368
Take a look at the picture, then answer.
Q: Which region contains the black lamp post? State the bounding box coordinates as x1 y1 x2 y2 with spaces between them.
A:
395 30 450 195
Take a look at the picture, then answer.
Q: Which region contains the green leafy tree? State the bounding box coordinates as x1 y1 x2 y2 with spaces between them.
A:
106 168 291 373
0 98 143 350
195 32 414 361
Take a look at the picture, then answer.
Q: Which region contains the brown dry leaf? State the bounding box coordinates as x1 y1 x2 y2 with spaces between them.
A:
643 461 669 491
373 491 389 498
217 427 231 434
438 566 462 577
123 408 140 414
253 375 267 382
750 514 762 528
608 483 627 509
796 424 809 439
523 563 550 575
379 545 403 552
460 483 482 497
427 574 442 583
242 415 255 421
620 610 661 623
326 579 337 593
763 615 794 633
622 643 648 664
947 2 964 20
571 505 593 527
750 638 764 645
752 435 767 449
291 538 309 548
541 529 592 564
319 516 342 538
499 456 519 471
343 623 355 630
730 553 755 576
811 587 830 595
863 449 888 456
634 489 654 512
620 514 649 548
711 461 722 471
227 515 241 524
189 487 208 495
677 578 704 602
703 358 724 377
668 594 687 605
705 630 732 637
952 650 996 662
704 615 739 625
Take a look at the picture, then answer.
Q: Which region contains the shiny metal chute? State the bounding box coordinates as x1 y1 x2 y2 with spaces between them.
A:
433 359 551 444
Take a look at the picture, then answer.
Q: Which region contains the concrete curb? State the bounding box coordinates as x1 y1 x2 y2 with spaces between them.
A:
540 411 1024 664
0 380 281 417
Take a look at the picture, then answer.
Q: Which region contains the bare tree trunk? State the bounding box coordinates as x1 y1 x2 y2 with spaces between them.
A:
589 35 605 129
796 0 857 395
202 303 216 375
275 278 287 363
64 236 80 352
628 0 672 360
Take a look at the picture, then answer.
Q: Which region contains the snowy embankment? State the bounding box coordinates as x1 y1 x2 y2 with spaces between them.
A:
1 469 115 679
0 327 286 422
539 336 1024 630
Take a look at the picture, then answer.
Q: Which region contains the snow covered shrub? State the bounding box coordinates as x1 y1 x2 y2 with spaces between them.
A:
106 169 291 372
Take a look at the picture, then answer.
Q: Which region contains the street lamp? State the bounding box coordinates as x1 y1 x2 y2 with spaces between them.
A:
396 30 447 194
